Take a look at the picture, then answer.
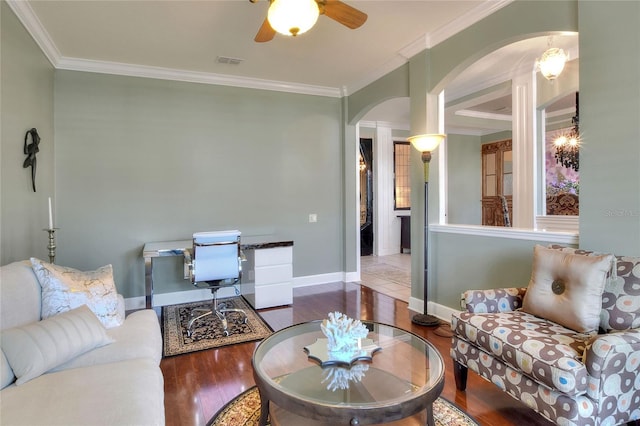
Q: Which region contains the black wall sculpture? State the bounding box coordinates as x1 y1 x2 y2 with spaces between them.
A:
23 128 40 192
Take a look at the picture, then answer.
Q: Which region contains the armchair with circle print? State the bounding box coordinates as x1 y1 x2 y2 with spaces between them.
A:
450 244 640 426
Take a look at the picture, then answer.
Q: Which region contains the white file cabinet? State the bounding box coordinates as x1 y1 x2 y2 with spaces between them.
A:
243 245 293 309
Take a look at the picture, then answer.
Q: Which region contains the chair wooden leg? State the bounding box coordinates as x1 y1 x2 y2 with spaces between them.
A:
453 361 468 391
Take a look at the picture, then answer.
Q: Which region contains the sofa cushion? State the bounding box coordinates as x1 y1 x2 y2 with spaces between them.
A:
523 245 613 333
30 258 124 328
51 309 163 372
452 310 591 396
547 245 640 332
0 305 112 385
0 358 165 426
0 350 14 390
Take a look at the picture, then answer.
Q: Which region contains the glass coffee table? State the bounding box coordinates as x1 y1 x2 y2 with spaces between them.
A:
252 320 444 426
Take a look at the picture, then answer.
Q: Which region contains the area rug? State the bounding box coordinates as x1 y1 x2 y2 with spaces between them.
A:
162 297 272 357
208 386 479 426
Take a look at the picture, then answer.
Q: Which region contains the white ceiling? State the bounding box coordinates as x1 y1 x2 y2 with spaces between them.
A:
9 0 578 134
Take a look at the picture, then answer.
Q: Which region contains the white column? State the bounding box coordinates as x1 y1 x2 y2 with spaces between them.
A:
512 71 537 228
373 123 400 256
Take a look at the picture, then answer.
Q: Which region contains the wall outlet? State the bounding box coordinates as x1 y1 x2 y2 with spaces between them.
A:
309 213 318 223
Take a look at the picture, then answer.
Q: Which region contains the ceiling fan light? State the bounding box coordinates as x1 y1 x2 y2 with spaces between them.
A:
268 0 319 37
537 47 567 80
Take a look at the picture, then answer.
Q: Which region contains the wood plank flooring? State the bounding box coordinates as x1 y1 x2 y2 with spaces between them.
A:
160 282 554 426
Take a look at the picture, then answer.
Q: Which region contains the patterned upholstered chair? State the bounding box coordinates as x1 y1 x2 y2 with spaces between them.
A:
451 245 640 425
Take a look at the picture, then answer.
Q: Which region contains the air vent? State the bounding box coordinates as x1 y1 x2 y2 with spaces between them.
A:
216 56 244 65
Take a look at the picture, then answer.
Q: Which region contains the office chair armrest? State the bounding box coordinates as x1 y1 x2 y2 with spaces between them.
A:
183 248 193 280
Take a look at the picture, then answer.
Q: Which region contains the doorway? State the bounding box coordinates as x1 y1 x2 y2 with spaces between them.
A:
359 138 373 256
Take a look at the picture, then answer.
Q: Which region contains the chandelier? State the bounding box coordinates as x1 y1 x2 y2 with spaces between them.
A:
554 92 580 172
537 37 568 81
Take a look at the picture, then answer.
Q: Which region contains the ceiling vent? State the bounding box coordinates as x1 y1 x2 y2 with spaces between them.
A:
216 56 244 65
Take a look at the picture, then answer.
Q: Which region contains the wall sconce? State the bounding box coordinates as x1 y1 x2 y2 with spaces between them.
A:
407 133 445 328
267 0 319 37
536 37 567 81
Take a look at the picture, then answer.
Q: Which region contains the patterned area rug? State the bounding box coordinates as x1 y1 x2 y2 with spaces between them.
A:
162 297 272 357
208 386 479 426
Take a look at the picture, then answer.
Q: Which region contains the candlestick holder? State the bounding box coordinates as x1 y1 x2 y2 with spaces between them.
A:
43 228 58 264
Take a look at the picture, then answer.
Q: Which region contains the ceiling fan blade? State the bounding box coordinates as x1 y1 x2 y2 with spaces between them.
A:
255 17 276 42
321 1 367 29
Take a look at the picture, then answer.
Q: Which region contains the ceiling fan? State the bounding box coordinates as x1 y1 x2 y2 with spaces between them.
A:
250 0 368 42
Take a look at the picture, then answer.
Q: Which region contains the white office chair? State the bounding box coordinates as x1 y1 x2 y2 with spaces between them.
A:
184 230 247 337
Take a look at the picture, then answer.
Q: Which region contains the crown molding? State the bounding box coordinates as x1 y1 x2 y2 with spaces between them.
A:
445 126 492 137
6 0 341 97
454 109 512 122
428 0 513 48
6 0 61 67
343 54 409 96
8 0 512 99
346 0 514 96
56 57 342 98
359 121 410 131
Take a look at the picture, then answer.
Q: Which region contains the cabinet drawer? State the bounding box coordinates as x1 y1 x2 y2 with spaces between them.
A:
254 282 292 309
255 264 292 285
255 247 292 267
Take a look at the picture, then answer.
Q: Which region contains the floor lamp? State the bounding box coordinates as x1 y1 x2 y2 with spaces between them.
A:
408 134 449 333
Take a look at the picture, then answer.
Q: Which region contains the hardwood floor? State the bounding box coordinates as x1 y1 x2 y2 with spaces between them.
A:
160 282 554 426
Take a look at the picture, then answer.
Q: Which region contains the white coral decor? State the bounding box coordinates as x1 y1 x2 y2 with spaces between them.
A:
321 312 369 357
321 364 369 391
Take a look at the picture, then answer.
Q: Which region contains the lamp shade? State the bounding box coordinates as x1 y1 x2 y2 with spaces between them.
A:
537 47 567 80
268 0 319 37
407 134 446 153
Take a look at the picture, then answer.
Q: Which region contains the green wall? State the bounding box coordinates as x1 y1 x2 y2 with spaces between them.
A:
447 134 482 225
578 0 640 255
431 233 577 309
348 0 639 309
3 0 638 310
54 71 343 298
1 1 55 265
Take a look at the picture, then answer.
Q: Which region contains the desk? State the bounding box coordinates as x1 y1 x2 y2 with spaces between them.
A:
142 238 293 308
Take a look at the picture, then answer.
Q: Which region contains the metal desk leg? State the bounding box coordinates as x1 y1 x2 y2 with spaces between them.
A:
144 256 153 309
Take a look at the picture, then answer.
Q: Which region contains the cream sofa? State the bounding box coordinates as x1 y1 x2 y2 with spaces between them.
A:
0 260 165 426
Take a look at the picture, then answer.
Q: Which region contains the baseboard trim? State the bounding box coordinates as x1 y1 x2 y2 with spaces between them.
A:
292 272 348 288
125 272 459 323
409 297 457 324
124 286 240 311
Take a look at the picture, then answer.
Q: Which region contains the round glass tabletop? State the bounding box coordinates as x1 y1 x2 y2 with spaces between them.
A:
252 320 445 425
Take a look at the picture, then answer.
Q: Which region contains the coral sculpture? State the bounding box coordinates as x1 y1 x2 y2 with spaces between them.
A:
321 312 369 360
321 364 369 391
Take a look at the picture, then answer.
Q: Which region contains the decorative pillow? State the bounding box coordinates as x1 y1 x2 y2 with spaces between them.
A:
547 245 640 332
0 305 112 385
522 245 614 333
30 258 124 328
